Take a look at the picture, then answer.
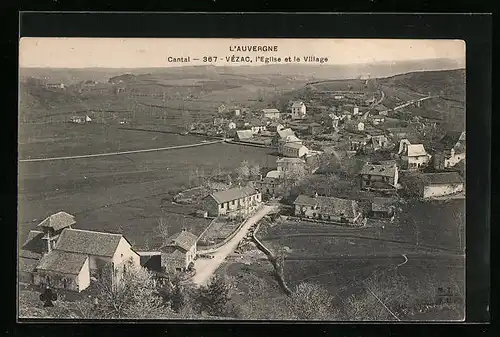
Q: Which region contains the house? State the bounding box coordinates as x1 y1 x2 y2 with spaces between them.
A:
369 135 390 151
254 177 285 198
227 121 237 130
370 115 385 125
353 107 360 115
276 157 308 175
235 130 254 141
137 252 162 273
267 122 284 133
344 121 365 132
359 163 399 190
282 143 309 158
234 109 241 117
46 83 65 89
288 101 307 120
370 197 396 219
160 230 198 272
31 228 140 292
398 139 431 170
431 131 466 170
203 186 262 217
249 121 268 134
325 114 340 128
70 116 87 124
308 123 323 135
277 135 302 154
293 195 362 224
349 135 370 152
272 128 296 148
19 211 77 285
261 108 281 120
405 172 464 199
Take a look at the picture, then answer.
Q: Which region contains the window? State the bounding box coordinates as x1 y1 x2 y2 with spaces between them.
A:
63 278 67 289
220 203 224 209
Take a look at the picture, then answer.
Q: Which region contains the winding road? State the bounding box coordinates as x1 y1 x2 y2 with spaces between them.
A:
190 204 277 287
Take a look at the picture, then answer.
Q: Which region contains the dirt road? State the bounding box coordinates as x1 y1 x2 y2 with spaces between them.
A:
191 205 276 287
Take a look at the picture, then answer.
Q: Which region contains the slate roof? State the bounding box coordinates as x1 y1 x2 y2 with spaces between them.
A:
316 196 357 218
21 230 45 256
209 186 260 204
36 250 88 275
54 228 123 257
290 101 304 108
236 130 254 140
293 195 317 207
19 257 39 274
266 170 283 179
161 250 186 268
277 128 296 139
405 144 427 157
262 108 280 114
164 231 198 251
360 163 397 178
283 142 307 150
37 211 76 232
420 172 464 185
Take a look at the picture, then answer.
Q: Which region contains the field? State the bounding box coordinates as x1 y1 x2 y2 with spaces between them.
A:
18 136 277 249
237 199 465 320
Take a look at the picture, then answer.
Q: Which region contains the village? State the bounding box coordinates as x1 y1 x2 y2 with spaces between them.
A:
20 75 465 296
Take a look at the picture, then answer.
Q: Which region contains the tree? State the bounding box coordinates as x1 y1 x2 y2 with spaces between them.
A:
91 262 171 319
236 160 250 181
155 217 170 247
250 163 261 178
195 275 232 317
284 282 339 320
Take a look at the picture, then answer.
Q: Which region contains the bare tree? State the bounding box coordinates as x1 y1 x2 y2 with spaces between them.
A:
155 217 170 246
285 282 339 320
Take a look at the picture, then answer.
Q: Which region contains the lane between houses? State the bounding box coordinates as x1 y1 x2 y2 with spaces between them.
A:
191 204 277 287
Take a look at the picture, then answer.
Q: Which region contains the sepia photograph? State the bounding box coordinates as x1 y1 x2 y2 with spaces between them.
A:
18 38 466 321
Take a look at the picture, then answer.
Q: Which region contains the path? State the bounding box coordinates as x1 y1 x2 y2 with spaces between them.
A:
191 204 277 286
19 140 224 162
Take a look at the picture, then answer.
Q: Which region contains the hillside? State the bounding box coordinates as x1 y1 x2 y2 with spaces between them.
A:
378 69 465 102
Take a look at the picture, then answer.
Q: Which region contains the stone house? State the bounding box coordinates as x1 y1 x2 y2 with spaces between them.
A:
405 172 464 199
293 195 362 224
203 186 262 217
160 230 198 272
359 163 399 190
398 139 431 170
288 101 307 120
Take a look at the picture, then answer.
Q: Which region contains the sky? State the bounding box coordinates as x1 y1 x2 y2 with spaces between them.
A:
19 38 466 68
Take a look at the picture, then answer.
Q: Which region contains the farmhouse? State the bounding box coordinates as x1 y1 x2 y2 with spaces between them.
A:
277 135 303 154
31 227 140 292
359 163 399 190
272 128 297 147
288 101 307 120
248 120 268 134
293 195 362 224
160 230 198 272
370 197 396 219
261 108 281 120
282 142 310 158
405 172 464 199
235 130 254 141
276 157 307 175
398 139 431 170
203 186 262 217
267 122 284 133
431 131 466 170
